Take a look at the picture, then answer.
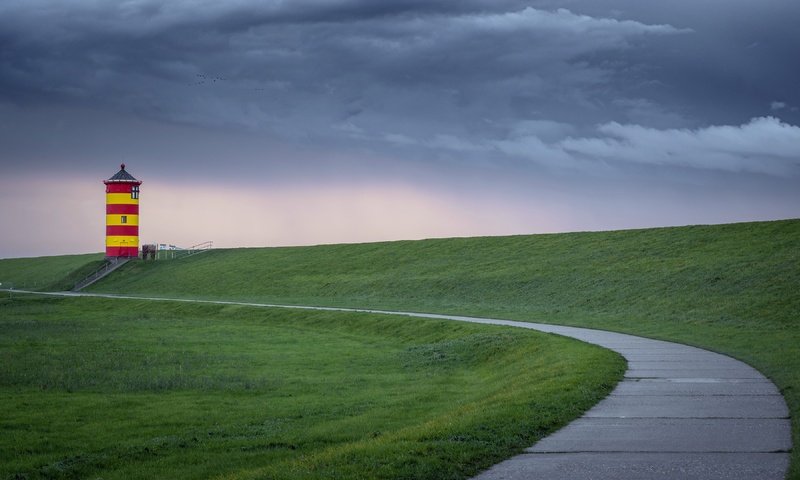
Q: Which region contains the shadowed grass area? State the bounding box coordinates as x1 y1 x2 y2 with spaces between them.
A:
71 218 800 478
0 294 623 480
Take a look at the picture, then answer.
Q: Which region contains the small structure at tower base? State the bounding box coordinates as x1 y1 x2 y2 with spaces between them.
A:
142 244 157 260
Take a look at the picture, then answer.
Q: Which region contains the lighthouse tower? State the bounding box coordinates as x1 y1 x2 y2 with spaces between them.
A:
104 164 142 258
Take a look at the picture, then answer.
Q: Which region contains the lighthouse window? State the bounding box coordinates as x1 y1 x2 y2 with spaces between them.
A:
131 186 139 199
121 216 128 224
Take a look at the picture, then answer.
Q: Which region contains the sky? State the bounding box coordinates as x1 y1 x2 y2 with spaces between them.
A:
1 0 799 258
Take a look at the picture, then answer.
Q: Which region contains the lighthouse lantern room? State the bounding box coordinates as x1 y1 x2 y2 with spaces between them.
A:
104 164 142 258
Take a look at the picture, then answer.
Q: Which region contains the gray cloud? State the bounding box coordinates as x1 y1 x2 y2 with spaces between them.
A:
1 0 799 181
0 2 687 140
373 116 800 176
560 117 800 175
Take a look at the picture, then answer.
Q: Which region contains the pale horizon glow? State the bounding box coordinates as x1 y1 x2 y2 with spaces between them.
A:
141 180 571 249
0 175 569 258
1 174 796 259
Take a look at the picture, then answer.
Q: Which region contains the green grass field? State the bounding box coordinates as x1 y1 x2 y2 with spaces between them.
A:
0 253 103 292
1 218 798 478
0 294 623 479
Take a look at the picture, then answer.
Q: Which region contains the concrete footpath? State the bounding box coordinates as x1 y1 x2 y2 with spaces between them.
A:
469 323 791 480
6 290 792 479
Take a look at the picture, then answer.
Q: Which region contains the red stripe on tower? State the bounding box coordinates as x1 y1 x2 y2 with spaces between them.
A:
106 204 139 215
106 226 140 236
105 183 137 193
106 246 139 257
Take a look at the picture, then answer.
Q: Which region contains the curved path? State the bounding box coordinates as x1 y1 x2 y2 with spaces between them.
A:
7 290 792 479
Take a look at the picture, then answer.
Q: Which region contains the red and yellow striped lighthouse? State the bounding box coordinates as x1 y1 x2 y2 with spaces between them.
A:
104 164 142 258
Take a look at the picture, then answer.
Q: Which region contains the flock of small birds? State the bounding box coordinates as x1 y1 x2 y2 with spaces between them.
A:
191 73 227 86
189 73 270 92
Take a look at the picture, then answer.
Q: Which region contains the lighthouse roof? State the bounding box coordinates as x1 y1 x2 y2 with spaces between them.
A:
105 163 141 184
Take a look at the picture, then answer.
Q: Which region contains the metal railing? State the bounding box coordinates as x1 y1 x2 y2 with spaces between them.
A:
72 258 131 291
154 241 213 260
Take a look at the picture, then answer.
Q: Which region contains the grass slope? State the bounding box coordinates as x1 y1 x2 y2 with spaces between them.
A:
0 295 623 479
0 253 104 291
79 218 800 478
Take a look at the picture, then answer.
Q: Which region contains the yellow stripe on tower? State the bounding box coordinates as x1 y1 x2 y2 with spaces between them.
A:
106 236 140 247
106 193 139 205
106 214 139 226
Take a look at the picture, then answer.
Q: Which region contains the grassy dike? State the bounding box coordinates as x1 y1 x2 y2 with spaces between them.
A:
0 294 623 479
1 218 797 477
78 218 800 478
0 253 104 291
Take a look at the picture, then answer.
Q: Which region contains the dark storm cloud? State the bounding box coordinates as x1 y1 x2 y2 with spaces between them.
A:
555 0 800 125
1 0 799 176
